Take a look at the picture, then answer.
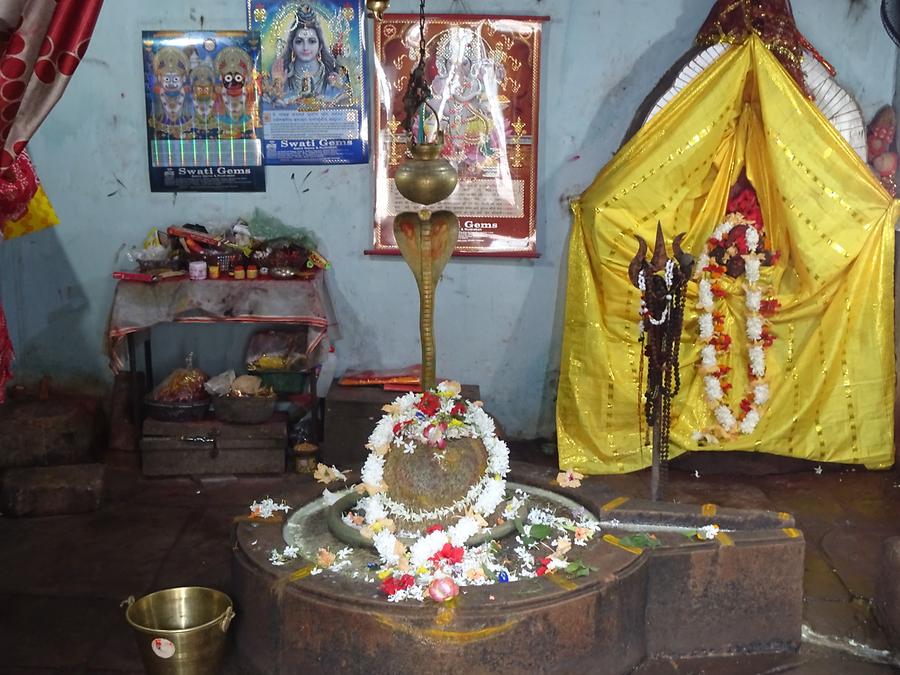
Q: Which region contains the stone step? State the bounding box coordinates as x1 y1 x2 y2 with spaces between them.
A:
0 397 100 470
1 463 105 517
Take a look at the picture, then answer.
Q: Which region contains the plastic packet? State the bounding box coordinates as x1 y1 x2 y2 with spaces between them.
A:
152 353 209 402
204 370 236 397
246 329 308 371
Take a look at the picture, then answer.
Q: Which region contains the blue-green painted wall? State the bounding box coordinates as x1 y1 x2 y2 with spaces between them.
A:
1 0 895 437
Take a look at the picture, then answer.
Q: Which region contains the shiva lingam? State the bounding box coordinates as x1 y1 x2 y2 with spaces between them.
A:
628 223 693 501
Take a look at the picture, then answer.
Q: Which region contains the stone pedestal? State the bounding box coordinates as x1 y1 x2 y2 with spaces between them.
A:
231 463 804 674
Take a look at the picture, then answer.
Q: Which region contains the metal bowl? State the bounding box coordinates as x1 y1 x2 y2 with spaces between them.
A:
269 267 296 279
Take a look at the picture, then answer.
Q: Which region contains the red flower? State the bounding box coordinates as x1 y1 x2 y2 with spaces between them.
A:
426 524 444 534
721 381 733 392
381 574 416 597
430 543 464 565
716 366 731 377
450 402 466 416
392 419 414 435
535 556 552 576
728 188 758 215
711 285 728 298
712 334 732 352
729 226 749 255
740 398 753 413
759 299 780 317
416 392 442 416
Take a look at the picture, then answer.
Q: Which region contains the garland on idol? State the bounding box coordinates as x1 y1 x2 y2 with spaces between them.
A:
694 197 780 441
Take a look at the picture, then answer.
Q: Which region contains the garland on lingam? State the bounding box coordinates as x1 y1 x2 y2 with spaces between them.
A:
694 182 780 442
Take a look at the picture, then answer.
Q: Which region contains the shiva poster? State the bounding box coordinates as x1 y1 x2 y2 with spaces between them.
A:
370 15 546 257
141 31 265 192
248 1 369 165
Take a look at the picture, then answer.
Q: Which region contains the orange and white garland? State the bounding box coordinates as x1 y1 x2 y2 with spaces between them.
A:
695 213 778 439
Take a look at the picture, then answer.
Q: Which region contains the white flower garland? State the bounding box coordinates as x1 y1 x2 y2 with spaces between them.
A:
361 382 510 524
695 214 777 439
637 263 677 331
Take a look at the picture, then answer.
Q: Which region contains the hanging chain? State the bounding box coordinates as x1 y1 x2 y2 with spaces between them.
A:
401 0 431 134
418 0 427 64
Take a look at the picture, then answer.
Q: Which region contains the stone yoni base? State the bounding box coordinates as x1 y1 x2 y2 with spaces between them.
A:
231 463 804 675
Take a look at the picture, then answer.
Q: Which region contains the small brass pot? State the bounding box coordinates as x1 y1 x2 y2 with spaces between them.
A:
366 0 390 19
394 134 459 205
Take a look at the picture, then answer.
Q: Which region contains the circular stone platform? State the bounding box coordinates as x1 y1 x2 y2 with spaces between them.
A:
232 463 805 675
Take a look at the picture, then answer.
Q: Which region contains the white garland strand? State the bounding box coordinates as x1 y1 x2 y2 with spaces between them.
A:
695 214 777 439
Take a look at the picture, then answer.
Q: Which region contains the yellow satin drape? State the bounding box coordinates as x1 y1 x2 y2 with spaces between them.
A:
1 184 59 240
558 36 898 474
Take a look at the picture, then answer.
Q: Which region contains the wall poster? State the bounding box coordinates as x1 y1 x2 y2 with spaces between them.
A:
248 0 370 165
370 15 546 257
141 31 265 192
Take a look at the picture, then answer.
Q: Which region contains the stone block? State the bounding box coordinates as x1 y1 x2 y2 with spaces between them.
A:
645 533 804 657
0 398 99 470
873 536 900 650
1 463 105 517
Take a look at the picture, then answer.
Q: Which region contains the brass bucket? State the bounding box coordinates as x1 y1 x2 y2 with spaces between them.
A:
125 587 235 675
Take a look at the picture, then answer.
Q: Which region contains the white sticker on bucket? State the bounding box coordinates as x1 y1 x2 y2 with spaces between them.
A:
151 637 176 659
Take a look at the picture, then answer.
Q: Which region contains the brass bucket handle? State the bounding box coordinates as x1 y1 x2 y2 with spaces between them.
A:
120 595 135 609
221 605 235 633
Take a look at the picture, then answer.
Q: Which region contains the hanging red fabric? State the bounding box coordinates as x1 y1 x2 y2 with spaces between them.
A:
0 0 104 173
0 0 104 400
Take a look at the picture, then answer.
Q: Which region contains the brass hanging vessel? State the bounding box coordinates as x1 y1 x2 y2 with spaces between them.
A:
391 0 459 391
394 131 458 205
366 0 390 21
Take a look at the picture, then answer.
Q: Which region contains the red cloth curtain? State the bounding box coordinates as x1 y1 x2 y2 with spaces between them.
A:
0 0 103 401
0 0 103 221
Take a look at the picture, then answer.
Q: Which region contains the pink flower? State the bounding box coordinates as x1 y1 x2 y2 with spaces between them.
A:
428 577 459 603
423 422 448 449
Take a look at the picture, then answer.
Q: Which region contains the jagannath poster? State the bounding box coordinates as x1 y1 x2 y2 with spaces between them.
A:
370 15 546 257
248 0 369 165
141 31 265 192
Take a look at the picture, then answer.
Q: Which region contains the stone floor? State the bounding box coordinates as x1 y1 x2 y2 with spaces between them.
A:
1 444 898 674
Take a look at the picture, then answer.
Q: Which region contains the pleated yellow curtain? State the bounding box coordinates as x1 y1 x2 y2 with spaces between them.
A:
558 35 899 474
